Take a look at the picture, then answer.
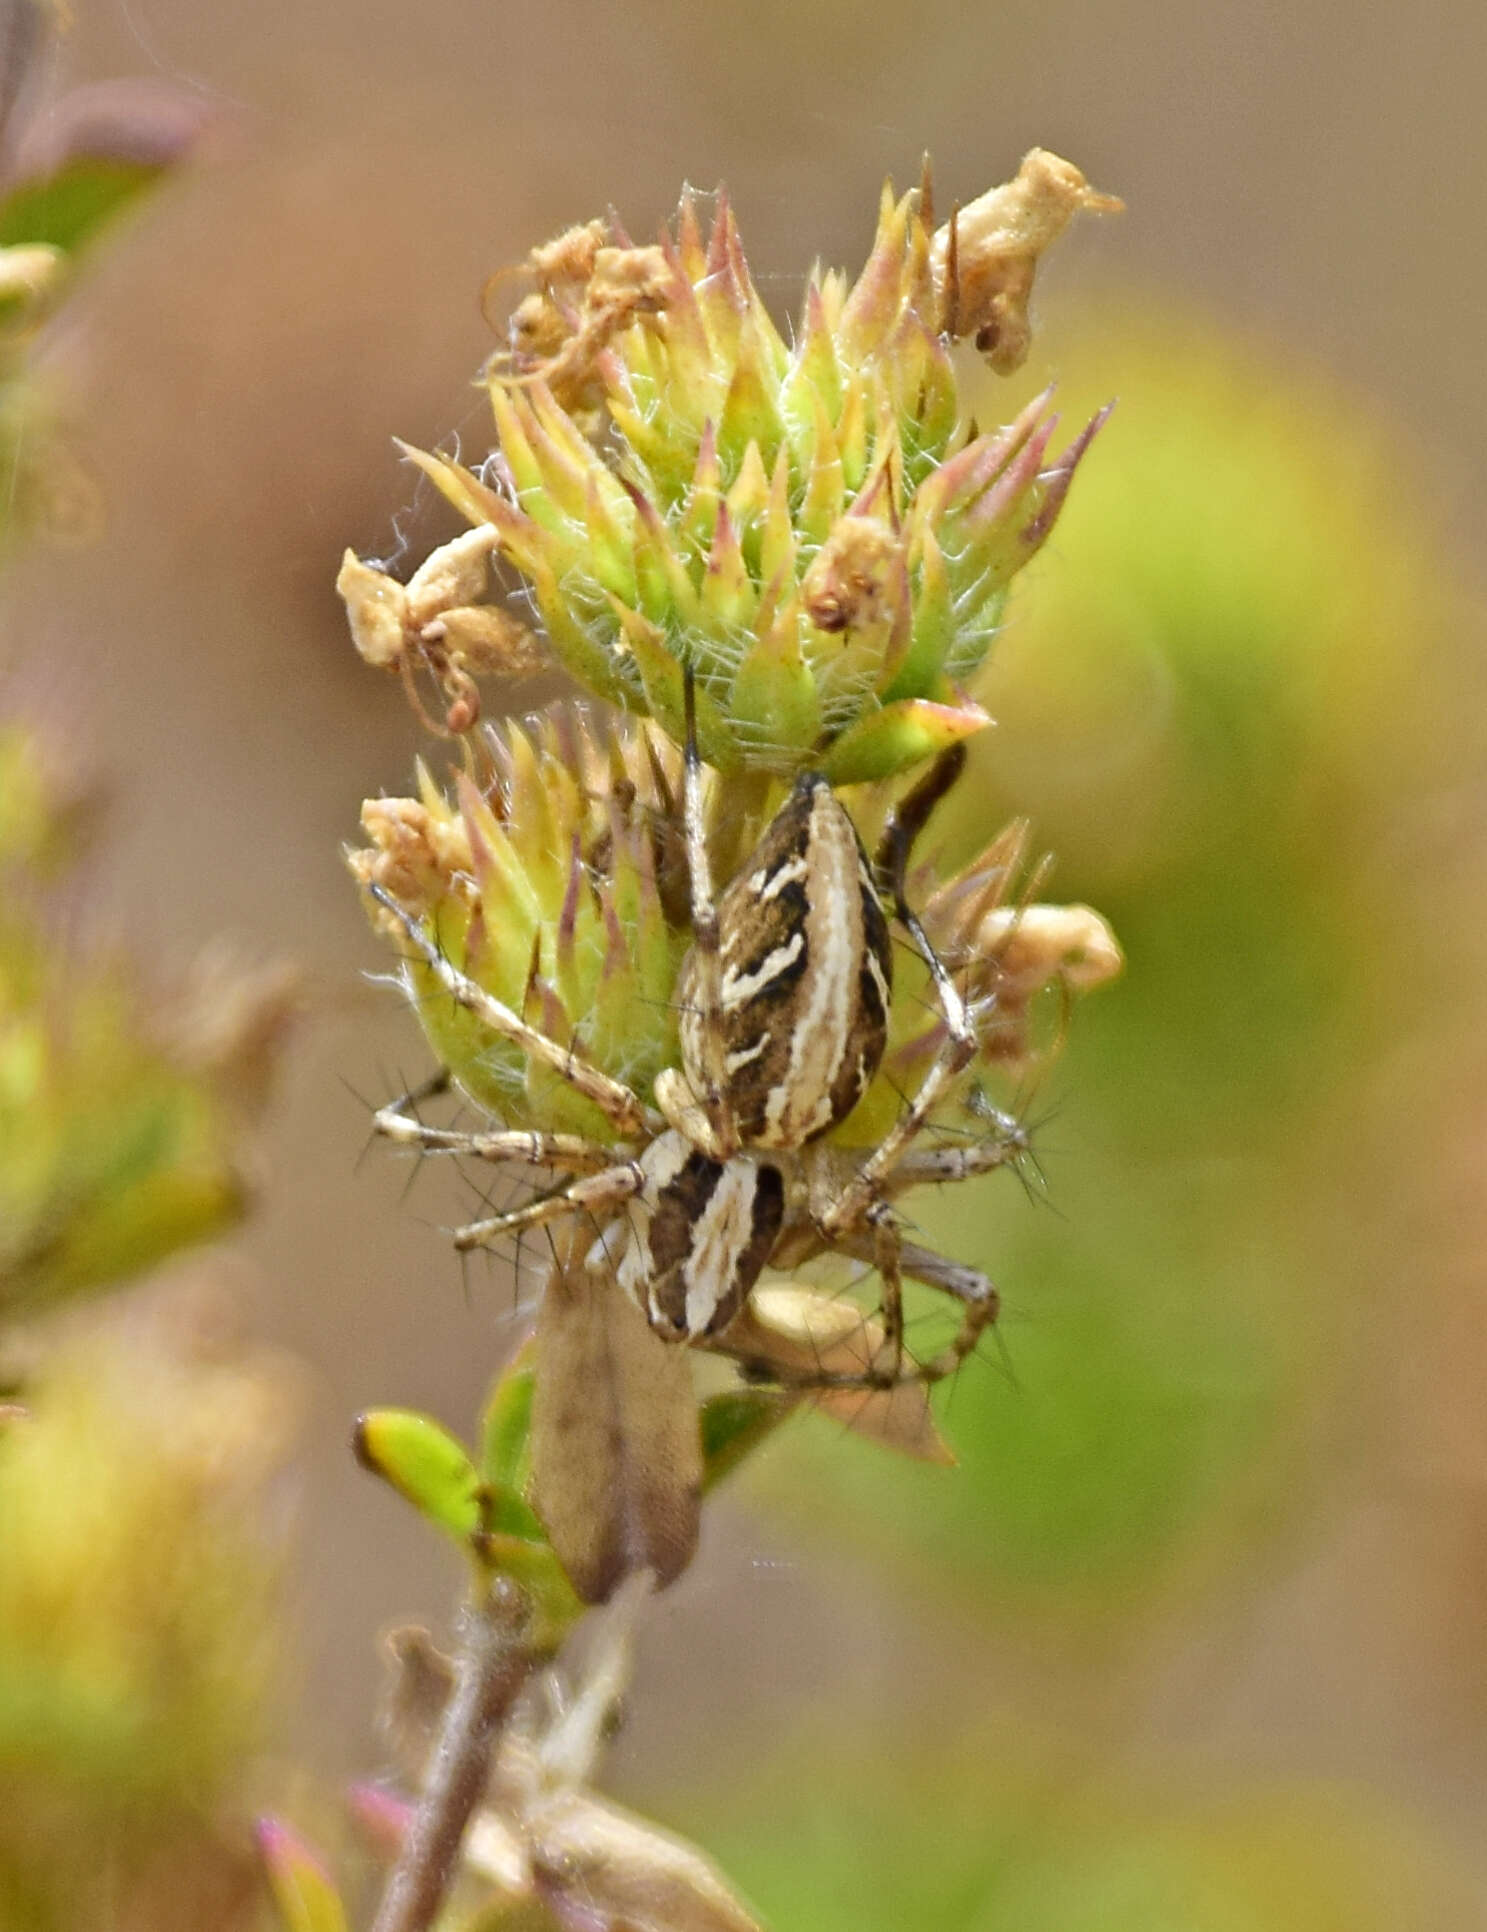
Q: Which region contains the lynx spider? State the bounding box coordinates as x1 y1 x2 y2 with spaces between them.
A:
371 677 1023 1390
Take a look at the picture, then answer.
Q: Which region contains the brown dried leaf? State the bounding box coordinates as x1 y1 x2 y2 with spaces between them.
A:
526 218 610 292
492 229 675 419
432 605 547 679
378 1625 456 1782
523 1789 765 1932
339 532 539 731
403 526 499 626
975 902 1124 1004
814 1375 955 1465
352 795 476 926
726 1285 953 1464
337 550 408 670
531 1235 701 1602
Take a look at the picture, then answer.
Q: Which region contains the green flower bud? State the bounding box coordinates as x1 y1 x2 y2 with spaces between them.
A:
350 708 692 1137
391 158 1116 782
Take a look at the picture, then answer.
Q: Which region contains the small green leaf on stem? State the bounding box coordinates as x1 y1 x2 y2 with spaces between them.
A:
354 1408 482 1546
820 695 991 787
480 1341 536 1491
477 1535 585 1651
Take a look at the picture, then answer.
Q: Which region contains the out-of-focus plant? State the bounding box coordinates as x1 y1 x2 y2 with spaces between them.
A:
0 789 296 1319
0 719 299 1311
693 1719 1485 1932
0 1291 297 1931
0 6 283 1321
0 0 210 553
0 13 301 1931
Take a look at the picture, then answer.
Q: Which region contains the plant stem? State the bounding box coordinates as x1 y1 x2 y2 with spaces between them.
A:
369 1578 532 1932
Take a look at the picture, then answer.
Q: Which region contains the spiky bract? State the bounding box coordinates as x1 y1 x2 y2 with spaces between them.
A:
399 184 1108 783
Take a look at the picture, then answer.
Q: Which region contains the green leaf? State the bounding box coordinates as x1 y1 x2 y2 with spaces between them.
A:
0 157 165 255
480 1343 536 1490
355 1403 552 1564
820 697 991 786
729 619 822 756
700 1388 795 1491
256 1819 349 1932
478 1534 585 1651
353 1408 481 1545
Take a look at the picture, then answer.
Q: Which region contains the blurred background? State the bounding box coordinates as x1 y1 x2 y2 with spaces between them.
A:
4 0 1487 1925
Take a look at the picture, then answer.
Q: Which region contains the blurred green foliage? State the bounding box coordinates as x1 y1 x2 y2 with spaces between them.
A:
0 1310 292 1930
259 1819 352 1932
0 15 244 1318
0 152 176 255
0 16 204 554
695 1724 1480 1932
0 32 288 1926
0 725 258 1315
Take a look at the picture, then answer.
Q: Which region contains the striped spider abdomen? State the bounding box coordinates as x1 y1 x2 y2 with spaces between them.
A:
614 1132 786 1339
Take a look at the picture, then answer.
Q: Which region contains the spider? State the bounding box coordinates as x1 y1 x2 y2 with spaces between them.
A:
369 677 1024 1391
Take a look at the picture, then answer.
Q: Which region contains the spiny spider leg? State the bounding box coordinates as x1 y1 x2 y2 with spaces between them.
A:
820 1219 1000 1386
881 1111 1032 1195
373 1111 624 1175
869 1204 905 1384
451 1159 646 1252
368 882 654 1139
822 748 979 1235
379 1066 454 1118
889 1235 999 1382
677 663 734 1155
874 742 968 889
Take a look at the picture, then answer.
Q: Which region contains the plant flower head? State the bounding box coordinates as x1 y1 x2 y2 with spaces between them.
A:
342 153 1118 784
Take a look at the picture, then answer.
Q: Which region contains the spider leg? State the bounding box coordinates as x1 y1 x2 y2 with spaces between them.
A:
823 749 979 1235
880 1108 1031 1196
873 743 967 887
890 1235 999 1383
378 1066 453 1121
656 662 737 1158
869 1204 905 1385
451 1159 646 1252
372 1111 623 1177
368 883 654 1139
826 1222 999 1386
